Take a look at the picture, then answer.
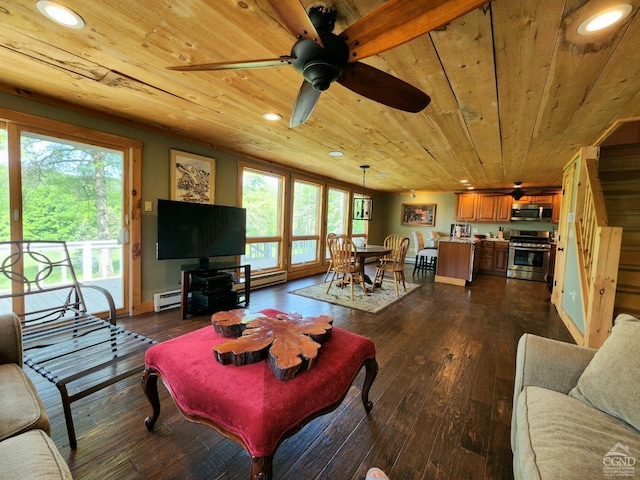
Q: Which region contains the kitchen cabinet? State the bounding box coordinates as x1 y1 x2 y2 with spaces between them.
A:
478 241 495 271
552 191 562 223
435 239 477 286
494 242 509 273
477 240 509 275
497 195 512 222
516 194 555 205
548 244 557 283
477 195 499 221
457 193 513 223
456 194 478 221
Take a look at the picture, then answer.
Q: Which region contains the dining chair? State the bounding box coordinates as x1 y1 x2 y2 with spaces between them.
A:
326 234 367 300
412 231 438 274
377 233 402 262
323 232 338 281
373 237 410 298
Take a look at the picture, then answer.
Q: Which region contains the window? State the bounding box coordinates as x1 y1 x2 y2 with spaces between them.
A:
290 178 322 268
240 166 285 273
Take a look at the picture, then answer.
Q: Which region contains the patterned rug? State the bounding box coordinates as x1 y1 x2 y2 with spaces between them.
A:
289 279 422 314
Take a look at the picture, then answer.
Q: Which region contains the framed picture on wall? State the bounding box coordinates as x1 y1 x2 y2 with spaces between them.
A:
401 203 436 226
170 149 215 204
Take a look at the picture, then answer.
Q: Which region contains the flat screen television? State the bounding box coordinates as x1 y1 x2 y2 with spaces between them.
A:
157 199 246 269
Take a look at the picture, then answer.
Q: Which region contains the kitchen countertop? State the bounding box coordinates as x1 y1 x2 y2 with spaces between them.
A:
438 238 480 244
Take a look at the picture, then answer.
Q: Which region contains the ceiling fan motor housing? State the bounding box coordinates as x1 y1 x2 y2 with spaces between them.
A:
291 33 349 91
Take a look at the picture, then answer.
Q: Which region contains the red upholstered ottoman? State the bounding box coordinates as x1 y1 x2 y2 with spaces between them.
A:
142 310 377 480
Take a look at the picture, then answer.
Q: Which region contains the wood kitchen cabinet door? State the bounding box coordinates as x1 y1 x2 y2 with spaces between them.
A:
496 196 512 222
494 243 509 272
456 194 477 221
477 196 499 221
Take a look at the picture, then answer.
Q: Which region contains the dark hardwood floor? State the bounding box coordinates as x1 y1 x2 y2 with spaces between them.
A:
27 267 573 480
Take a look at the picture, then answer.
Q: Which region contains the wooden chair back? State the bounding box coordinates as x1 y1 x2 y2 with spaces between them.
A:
328 234 357 274
383 234 404 261
390 237 410 270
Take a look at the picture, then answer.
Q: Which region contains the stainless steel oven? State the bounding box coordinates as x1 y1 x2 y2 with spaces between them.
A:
507 230 551 282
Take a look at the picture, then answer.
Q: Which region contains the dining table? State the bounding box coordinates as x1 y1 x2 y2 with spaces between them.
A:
355 245 392 286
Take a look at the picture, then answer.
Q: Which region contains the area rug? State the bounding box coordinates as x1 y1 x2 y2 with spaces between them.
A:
289 279 422 314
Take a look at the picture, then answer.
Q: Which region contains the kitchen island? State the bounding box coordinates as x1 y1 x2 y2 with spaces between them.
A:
435 238 479 286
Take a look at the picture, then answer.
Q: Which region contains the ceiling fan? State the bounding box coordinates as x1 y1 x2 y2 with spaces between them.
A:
507 182 559 200
168 0 489 127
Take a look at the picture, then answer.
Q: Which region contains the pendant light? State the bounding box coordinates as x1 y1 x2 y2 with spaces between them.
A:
353 165 373 221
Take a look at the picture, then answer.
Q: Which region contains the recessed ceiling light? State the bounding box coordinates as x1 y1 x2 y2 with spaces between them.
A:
36 1 85 29
578 4 632 35
262 112 281 121
467 186 475 190
328 151 343 157
460 179 468 183
377 173 388 178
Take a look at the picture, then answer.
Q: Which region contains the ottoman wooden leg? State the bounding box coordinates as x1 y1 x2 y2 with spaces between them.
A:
142 368 161 431
251 455 274 479
362 357 378 413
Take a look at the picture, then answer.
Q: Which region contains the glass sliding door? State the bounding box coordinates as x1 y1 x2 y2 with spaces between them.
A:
18 131 126 311
290 178 322 268
0 123 7 241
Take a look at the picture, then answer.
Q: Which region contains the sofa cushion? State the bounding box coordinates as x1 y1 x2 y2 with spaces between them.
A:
0 364 50 441
515 386 640 480
0 429 72 479
569 314 640 431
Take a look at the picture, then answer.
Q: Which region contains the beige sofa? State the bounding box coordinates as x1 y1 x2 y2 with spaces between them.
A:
511 314 640 479
0 313 72 479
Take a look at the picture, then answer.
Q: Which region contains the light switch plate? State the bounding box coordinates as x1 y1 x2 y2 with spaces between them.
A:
144 201 152 212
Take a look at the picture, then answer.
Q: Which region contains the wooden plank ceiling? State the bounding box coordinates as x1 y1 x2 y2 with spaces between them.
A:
0 0 639 193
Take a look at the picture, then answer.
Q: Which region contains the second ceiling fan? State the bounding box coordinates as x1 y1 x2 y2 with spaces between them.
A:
169 0 489 127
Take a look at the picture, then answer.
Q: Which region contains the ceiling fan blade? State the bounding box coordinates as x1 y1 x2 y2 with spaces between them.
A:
290 81 321 127
337 62 430 113
167 56 295 71
266 0 324 47
340 0 489 61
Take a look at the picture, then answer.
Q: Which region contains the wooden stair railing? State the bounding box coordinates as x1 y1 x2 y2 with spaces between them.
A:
553 148 623 348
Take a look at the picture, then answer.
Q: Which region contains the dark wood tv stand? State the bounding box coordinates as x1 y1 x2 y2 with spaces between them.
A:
180 263 250 319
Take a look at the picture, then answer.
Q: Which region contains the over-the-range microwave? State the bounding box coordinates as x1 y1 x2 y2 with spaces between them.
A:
511 203 553 222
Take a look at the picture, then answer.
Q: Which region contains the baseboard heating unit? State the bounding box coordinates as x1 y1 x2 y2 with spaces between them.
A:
153 289 181 312
249 270 287 290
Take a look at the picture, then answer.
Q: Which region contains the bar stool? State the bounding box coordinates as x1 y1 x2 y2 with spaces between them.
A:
412 231 438 274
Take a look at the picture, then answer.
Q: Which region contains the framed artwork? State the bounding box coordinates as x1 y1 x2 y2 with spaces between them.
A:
401 203 436 226
170 149 215 204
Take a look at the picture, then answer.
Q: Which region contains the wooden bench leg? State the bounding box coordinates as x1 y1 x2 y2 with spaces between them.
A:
251 455 274 479
142 368 161 431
